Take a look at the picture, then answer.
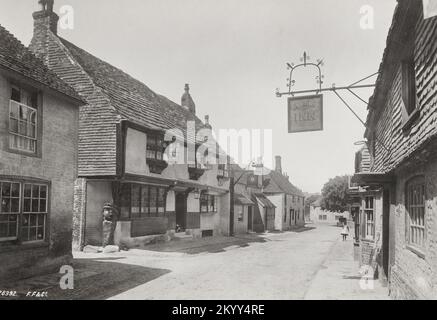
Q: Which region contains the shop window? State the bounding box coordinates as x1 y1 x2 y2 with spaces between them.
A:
121 184 167 218
0 180 48 242
200 194 217 213
9 85 38 154
364 196 375 239
406 176 426 250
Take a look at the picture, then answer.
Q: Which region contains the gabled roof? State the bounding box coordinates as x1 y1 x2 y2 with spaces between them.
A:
0 24 82 102
263 170 304 196
58 38 204 138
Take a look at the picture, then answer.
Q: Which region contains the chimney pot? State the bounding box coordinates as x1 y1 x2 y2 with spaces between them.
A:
275 156 282 174
32 0 59 35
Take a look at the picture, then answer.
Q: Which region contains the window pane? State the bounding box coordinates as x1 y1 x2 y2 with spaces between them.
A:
141 186 149 216
131 185 141 218
10 198 19 213
39 199 46 213
28 227 37 241
40 186 47 199
37 214 45 227
11 183 20 197
32 199 39 212
23 199 31 212
32 185 39 198
157 188 165 214
1 198 10 213
120 184 131 219
149 187 157 215
37 227 44 240
30 214 37 226
2 183 11 197
24 184 31 197
22 214 29 227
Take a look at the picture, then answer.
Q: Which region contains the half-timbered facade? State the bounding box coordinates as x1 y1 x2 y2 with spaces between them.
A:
28 4 231 249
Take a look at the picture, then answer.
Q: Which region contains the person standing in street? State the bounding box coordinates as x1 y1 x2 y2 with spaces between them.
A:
341 223 350 241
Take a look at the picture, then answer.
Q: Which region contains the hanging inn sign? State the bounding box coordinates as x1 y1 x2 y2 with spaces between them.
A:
277 52 377 133
288 94 323 133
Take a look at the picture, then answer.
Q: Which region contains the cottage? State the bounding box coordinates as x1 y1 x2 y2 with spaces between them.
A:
231 165 276 233
263 156 305 231
28 2 232 249
352 0 437 299
0 24 83 280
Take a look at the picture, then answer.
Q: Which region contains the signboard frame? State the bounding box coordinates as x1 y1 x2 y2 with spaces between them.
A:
288 94 323 133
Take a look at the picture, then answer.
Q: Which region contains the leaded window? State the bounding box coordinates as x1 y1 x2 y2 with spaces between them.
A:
406 176 426 249
9 86 38 154
0 180 48 242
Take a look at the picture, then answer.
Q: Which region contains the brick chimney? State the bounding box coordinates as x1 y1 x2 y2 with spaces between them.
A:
29 0 59 61
181 84 196 114
275 156 282 174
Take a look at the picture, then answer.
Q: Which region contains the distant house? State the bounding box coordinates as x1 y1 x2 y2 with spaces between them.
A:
263 156 305 231
28 4 232 249
309 198 350 224
232 165 275 233
0 24 83 280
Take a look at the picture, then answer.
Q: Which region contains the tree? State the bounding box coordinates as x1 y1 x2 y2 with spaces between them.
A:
305 194 321 208
320 175 349 213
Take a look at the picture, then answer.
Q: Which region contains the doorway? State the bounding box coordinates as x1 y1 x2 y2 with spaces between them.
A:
247 206 253 231
176 193 187 231
382 189 390 280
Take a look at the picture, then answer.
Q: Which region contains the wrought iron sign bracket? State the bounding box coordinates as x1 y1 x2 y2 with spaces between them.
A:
276 52 389 151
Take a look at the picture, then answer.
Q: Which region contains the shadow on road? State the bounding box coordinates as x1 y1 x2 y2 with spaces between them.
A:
137 234 268 255
2 258 171 300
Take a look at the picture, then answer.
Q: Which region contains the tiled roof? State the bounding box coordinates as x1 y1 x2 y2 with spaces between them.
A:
234 193 255 206
263 170 304 196
0 24 82 102
58 38 204 138
254 193 276 208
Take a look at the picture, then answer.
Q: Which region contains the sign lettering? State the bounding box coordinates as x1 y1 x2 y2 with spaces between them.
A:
288 94 323 133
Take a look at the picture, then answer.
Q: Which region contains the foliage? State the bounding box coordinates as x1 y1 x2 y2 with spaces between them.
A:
305 194 321 207
320 175 349 213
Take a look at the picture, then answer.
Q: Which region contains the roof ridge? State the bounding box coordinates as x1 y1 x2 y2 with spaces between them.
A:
48 33 120 119
58 36 202 124
0 24 82 102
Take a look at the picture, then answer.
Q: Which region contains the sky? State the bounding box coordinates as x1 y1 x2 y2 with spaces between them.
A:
0 0 397 193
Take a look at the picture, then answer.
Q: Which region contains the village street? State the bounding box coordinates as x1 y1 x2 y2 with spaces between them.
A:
2 224 388 300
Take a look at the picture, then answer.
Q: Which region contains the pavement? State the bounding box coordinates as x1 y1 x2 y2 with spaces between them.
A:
303 231 389 300
0 224 389 300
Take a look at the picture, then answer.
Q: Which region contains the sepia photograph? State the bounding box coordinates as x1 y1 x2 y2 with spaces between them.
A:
0 0 437 309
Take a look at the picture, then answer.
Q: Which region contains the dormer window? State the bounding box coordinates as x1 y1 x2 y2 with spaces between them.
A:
146 133 168 174
146 134 164 160
9 85 38 154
